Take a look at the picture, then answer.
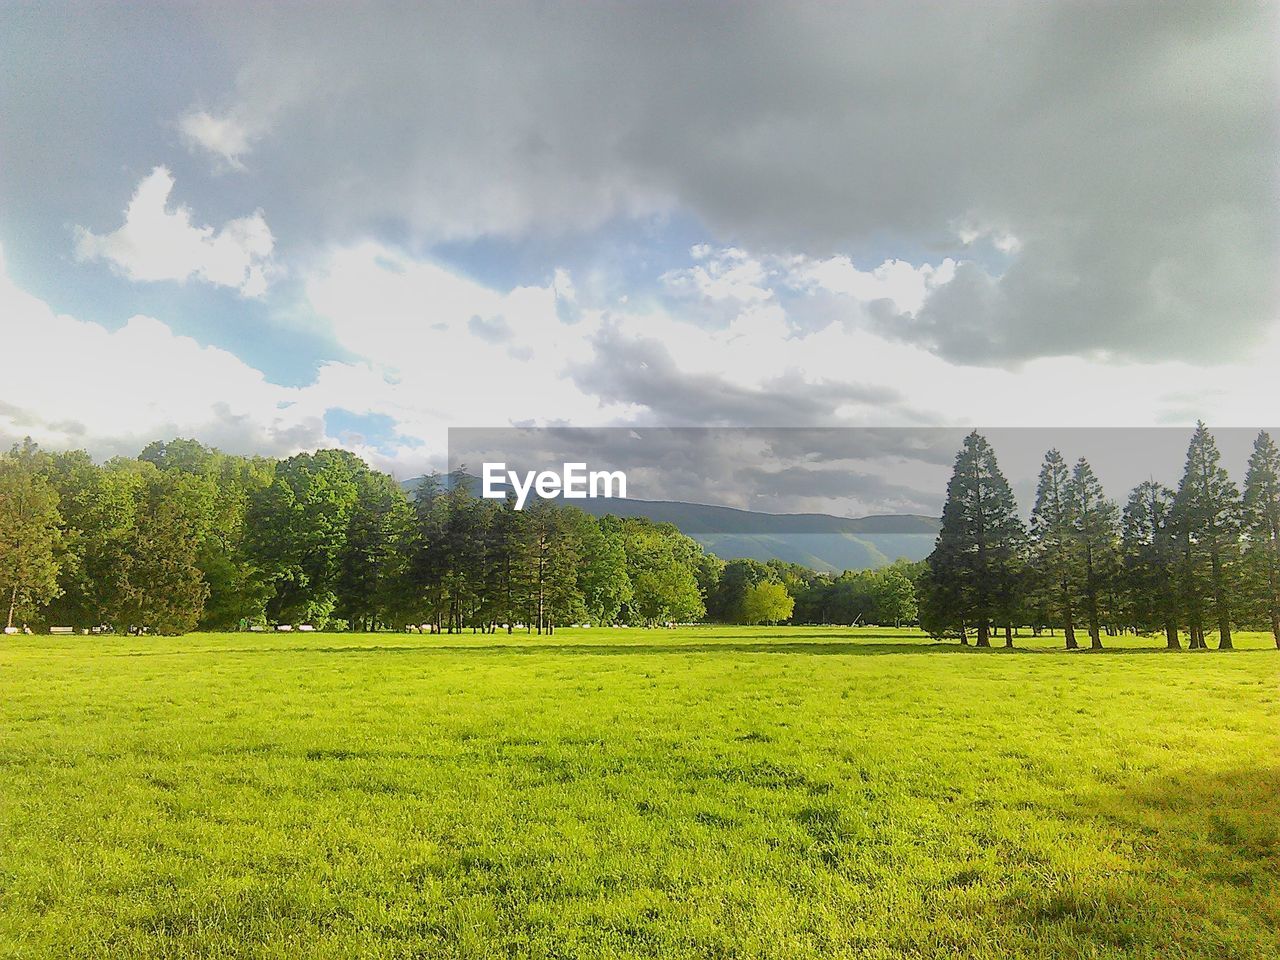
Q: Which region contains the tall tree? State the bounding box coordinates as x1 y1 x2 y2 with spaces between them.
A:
568 511 632 625
115 471 209 635
0 452 63 629
1121 480 1181 649
1242 430 1280 648
246 450 362 626
336 471 414 631
1069 458 1119 650
925 431 1025 647
1030 449 1080 649
1176 423 1241 650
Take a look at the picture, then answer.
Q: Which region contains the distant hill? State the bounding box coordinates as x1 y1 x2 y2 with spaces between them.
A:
400 475 939 573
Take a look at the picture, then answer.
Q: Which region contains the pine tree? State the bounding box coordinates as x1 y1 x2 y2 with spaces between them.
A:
1176 423 1241 650
1122 480 1180 649
1030 449 1079 649
926 432 1025 647
1242 430 1280 649
1069 458 1119 650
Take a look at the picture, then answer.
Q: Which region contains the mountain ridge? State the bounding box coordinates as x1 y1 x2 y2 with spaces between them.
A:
399 475 939 573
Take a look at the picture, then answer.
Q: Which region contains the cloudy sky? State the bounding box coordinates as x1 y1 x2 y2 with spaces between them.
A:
1 1 1276 484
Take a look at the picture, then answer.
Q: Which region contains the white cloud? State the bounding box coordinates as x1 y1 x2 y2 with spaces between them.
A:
179 110 254 170
662 247 774 304
788 255 957 316
5 234 1279 489
0 250 313 459
301 243 622 447
74 167 276 296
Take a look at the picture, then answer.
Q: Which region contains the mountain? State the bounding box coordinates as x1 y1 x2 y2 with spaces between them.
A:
398 475 939 573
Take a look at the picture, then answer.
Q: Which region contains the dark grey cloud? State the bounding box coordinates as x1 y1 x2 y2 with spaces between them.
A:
195 0 1278 366
449 425 1280 521
2 1 1274 372
567 324 909 426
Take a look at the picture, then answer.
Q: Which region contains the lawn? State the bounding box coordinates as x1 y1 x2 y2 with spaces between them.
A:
0 627 1276 959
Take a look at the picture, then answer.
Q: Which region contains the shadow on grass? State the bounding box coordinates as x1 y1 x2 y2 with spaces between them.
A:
107 636 1280 658
1093 764 1280 861
997 765 1280 954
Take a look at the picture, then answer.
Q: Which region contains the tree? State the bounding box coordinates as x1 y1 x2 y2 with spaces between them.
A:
569 511 632 625
1176 423 1241 650
1242 431 1280 649
708 558 775 623
1069 458 1119 650
1122 480 1181 649
621 519 705 625
115 471 209 635
925 432 1025 647
740 581 794 625
0 453 63 629
337 470 414 631
873 564 917 627
522 499 586 634
246 450 362 626
1030 449 1080 649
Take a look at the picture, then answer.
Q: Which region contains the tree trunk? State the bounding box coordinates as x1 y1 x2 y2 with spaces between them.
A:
1164 621 1180 650
975 620 990 648
1004 624 1013 648
1062 584 1078 650
1272 606 1280 650
6 584 16 631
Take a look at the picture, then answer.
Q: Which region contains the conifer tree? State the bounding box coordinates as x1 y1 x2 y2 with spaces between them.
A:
926 431 1025 647
1242 430 1280 648
1030 449 1079 649
1176 423 1241 650
1122 480 1180 649
1069 458 1119 650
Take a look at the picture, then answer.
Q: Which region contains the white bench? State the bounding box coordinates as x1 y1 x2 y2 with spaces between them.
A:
275 624 294 632
297 624 316 632
49 626 75 635
248 625 267 632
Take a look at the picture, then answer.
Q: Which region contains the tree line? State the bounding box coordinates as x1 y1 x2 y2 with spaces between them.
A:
0 439 709 634
0 437 934 636
920 425 1280 650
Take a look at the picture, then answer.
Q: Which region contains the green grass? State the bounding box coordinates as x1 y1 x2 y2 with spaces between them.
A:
1 627 1277 959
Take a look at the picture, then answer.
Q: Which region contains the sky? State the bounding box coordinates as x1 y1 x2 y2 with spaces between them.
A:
0 1 1276 503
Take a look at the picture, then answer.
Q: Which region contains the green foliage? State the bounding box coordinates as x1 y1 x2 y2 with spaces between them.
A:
1175 422 1242 649
1030 449 1079 648
0 451 63 628
620 519 706 625
1241 431 1280 647
926 431 1025 646
739 580 794 625
113 471 210 635
707 558 776 622
1069 457 1119 650
1122 481 1181 647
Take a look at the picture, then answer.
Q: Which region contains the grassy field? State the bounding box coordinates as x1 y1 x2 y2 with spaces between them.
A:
0 627 1276 959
